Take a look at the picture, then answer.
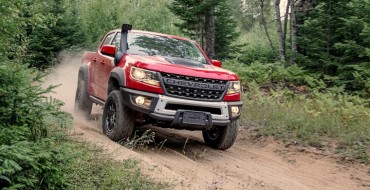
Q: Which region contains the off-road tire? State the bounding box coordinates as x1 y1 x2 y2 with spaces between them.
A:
102 90 135 141
202 120 238 150
74 80 92 118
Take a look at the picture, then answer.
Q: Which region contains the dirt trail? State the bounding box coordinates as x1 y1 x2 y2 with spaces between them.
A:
46 52 370 190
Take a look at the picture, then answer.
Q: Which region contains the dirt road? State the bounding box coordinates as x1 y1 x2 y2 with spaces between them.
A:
46 52 370 190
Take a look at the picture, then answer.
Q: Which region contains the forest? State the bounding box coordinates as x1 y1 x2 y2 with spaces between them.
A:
0 0 369 189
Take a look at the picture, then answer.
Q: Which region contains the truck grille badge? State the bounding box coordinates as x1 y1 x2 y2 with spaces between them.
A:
161 73 227 100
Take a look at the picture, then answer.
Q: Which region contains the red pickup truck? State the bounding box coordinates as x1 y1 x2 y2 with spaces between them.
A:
75 24 242 150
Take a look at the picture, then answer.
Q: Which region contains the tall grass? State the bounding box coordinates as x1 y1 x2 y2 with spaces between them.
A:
65 141 166 190
239 82 370 163
223 59 370 163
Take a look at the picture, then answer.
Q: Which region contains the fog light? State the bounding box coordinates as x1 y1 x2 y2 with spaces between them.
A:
133 96 152 107
135 96 145 105
231 106 240 117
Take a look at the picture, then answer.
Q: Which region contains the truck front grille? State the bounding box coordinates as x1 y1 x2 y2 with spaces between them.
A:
160 72 228 101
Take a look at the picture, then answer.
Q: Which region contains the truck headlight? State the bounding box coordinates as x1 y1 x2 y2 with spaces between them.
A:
227 81 241 94
130 67 160 86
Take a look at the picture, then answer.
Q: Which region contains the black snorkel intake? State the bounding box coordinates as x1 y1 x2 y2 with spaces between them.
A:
114 23 132 65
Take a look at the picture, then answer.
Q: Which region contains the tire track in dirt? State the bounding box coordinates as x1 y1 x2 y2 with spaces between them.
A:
45 52 370 190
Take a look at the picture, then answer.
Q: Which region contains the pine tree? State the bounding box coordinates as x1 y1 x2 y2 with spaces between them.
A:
297 0 370 95
169 0 239 60
25 0 84 69
215 0 240 59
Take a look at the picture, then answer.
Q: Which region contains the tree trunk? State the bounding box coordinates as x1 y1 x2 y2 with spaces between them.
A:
274 0 286 62
260 0 277 59
290 0 298 64
197 16 204 49
283 0 290 44
205 4 216 59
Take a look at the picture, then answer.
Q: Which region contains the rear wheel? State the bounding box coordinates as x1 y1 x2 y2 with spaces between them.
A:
102 90 135 141
74 80 92 118
202 120 238 150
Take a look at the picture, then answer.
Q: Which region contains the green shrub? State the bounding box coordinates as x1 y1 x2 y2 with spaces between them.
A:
0 139 74 189
234 26 277 64
223 60 325 89
0 62 73 189
0 62 71 140
76 0 181 48
0 62 163 189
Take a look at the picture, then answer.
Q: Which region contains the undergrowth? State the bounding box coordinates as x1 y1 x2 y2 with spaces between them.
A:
224 60 370 164
0 62 164 189
122 130 156 150
64 140 166 190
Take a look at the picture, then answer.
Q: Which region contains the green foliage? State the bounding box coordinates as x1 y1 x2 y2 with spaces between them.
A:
241 85 370 163
0 61 73 189
0 62 71 140
0 0 85 69
76 0 180 48
230 0 273 32
169 0 240 60
297 0 370 96
224 57 370 163
223 60 324 89
231 24 278 64
214 0 241 60
0 139 166 189
0 139 74 189
0 61 162 189
24 0 85 68
64 142 166 190
0 0 27 61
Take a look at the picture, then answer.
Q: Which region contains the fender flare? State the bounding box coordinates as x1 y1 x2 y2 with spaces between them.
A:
108 67 126 91
78 64 89 91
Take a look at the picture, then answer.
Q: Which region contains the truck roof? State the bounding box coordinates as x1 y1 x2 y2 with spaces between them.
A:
110 29 192 42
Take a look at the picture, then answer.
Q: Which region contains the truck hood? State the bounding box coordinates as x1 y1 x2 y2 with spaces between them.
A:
125 55 239 81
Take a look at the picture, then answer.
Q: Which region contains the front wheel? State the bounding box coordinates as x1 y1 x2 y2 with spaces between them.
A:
102 90 135 141
202 120 238 150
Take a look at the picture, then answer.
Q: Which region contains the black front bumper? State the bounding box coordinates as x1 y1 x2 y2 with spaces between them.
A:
120 87 242 129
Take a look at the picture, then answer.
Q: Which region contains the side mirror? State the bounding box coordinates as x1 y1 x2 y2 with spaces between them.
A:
211 60 222 67
101 45 116 57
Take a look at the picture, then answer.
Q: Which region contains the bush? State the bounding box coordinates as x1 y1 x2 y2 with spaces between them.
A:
223 60 325 89
0 62 73 189
0 62 71 140
0 62 164 189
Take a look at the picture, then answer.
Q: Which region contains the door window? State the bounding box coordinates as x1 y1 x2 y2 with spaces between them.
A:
112 33 121 51
101 33 115 47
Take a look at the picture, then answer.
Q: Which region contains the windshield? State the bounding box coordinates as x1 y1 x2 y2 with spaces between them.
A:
126 33 209 64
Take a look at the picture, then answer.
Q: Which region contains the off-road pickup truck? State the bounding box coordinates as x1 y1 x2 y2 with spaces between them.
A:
75 24 242 150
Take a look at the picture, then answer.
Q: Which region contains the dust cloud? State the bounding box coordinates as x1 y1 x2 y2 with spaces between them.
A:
44 51 103 133
45 51 82 113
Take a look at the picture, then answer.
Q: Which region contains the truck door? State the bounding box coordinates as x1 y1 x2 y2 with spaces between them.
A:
91 32 115 100
99 33 122 100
